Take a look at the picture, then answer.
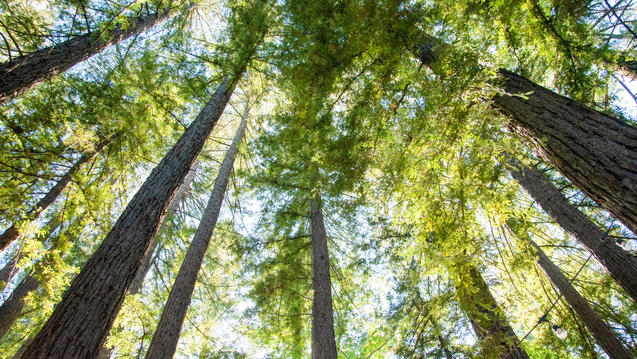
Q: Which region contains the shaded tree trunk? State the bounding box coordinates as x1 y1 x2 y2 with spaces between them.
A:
530 240 633 359
454 264 529 359
97 161 199 359
310 196 338 359
21 76 236 359
0 274 39 339
0 132 119 251
144 106 248 359
0 4 188 104
411 36 637 236
505 154 637 302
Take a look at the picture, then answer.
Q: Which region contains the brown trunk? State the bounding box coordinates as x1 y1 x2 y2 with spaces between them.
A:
505 154 637 302
11 334 34 359
454 264 529 359
411 37 637 236
531 241 633 358
310 196 338 359
0 274 39 339
21 76 235 359
0 133 119 251
97 161 199 359
0 5 188 104
144 108 248 359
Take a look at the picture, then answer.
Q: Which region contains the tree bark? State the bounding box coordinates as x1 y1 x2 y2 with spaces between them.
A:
97 161 199 359
20 76 235 359
0 4 188 105
0 132 119 251
454 264 529 359
310 196 338 359
0 274 39 339
505 154 637 302
411 36 637 236
531 241 633 359
144 107 248 359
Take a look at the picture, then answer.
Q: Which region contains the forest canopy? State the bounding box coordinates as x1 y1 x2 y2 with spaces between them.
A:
0 0 635 358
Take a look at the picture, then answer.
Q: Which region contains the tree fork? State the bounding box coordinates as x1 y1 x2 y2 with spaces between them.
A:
0 3 192 105
21 76 235 359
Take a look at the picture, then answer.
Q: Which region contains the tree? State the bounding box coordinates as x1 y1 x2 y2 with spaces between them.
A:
145 103 249 359
505 154 637 302
20 75 236 359
0 2 191 105
507 220 633 359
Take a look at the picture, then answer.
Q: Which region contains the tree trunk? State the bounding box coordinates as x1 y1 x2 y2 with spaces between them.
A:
310 196 338 359
0 132 119 251
21 76 235 359
0 4 188 105
454 264 529 359
144 107 248 359
505 154 637 302
0 274 39 339
602 57 637 82
531 241 633 359
411 36 637 236
97 161 199 359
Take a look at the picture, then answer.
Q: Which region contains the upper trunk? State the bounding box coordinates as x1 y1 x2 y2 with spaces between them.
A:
454 263 529 359
0 132 119 251
530 240 634 359
310 196 338 359
411 36 637 236
505 154 637 302
20 76 235 359
144 106 248 359
0 4 187 104
0 274 39 339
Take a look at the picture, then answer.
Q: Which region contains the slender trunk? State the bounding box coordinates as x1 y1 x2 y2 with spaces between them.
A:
144 107 248 359
505 154 637 302
531 241 633 358
0 274 39 339
411 37 637 236
0 4 188 104
0 216 61 287
97 161 199 359
11 334 34 359
310 196 338 359
437 335 454 359
602 57 637 82
21 76 235 359
0 132 119 251
454 264 529 359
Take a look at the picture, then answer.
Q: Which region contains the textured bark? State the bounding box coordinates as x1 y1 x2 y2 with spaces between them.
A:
0 274 39 339
97 161 199 359
454 264 529 359
144 108 248 359
0 5 186 104
310 196 338 359
506 155 637 302
21 77 234 359
0 133 119 251
531 241 633 359
412 37 637 236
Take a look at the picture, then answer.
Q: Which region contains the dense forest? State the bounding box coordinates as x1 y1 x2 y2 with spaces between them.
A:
0 0 635 358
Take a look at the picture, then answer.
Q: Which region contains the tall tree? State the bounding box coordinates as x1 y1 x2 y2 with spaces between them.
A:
452 262 529 359
0 132 120 251
409 35 637 236
309 195 338 359
144 104 249 359
505 154 637 302
0 3 190 105
20 75 236 359
508 221 634 358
